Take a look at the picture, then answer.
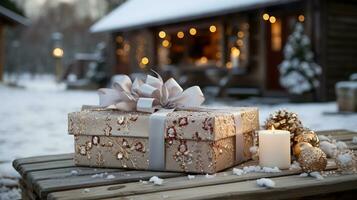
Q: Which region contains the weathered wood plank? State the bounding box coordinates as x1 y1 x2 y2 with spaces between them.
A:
27 167 123 182
46 160 338 200
23 167 125 194
102 173 357 200
20 180 38 200
13 153 73 171
46 170 297 200
18 160 75 177
36 170 183 199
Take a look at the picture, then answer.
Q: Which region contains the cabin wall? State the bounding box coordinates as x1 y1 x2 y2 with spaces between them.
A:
0 25 3 81
323 0 357 100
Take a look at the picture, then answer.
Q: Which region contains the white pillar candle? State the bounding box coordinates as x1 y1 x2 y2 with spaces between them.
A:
259 129 291 169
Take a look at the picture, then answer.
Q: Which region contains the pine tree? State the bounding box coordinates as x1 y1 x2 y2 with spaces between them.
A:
278 22 322 95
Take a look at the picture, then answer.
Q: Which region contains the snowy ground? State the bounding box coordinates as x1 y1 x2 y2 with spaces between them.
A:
1 75 357 199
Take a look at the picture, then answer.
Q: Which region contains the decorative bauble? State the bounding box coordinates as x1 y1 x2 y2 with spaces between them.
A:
293 142 313 157
265 110 303 145
294 129 320 147
298 147 327 172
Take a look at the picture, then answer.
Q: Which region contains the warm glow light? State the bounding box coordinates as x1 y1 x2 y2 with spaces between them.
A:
116 49 124 55
226 62 232 69
159 31 166 38
200 56 208 64
141 57 149 65
123 43 130 51
237 39 244 46
231 47 240 57
237 31 244 38
269 16 276 24
263 13 270 21
189 28 197 35
162 39 170 47
177 31 184 38
298 14 305 22
52 47 64 58
116 36 123 43
209 25 217 33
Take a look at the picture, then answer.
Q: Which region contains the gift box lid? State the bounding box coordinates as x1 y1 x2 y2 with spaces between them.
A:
68 106 259 141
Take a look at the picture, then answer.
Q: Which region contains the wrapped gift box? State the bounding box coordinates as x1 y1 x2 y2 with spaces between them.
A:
68 106 259 173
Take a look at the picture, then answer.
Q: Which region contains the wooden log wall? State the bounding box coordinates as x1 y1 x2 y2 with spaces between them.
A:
324 0 357 99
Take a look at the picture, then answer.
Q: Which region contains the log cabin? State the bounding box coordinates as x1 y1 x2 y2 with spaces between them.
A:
0 1 29 81
91 0 357 101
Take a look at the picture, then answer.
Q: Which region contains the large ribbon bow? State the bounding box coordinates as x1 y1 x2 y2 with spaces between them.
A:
98 72 205 113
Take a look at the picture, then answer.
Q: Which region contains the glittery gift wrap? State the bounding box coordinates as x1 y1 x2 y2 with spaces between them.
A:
68 107 259 173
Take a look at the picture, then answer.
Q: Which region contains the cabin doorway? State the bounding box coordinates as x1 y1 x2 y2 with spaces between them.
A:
265 14 298 91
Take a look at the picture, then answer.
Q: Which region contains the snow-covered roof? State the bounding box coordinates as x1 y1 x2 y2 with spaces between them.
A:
0 5 30 26
91 0 295 33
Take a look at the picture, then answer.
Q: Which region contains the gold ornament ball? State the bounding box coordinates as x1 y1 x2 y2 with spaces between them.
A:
294 129 320 147
298 147 327 172
293 142 313 157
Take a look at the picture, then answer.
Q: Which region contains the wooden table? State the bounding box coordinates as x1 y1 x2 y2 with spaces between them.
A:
13 130 357 200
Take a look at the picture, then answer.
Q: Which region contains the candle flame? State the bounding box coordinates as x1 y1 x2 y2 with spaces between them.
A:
270 126 275 130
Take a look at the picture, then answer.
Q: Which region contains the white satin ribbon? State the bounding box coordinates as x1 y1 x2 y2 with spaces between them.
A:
98 71 205 113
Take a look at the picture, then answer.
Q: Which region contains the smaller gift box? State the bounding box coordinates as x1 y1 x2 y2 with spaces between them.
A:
68 73 259 173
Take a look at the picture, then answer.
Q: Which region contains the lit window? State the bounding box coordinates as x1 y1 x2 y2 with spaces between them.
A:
271 19 282 51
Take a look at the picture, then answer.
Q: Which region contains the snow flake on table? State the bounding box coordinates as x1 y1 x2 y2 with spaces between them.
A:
149 176 163 185
256 178 275 188
233 166 281 176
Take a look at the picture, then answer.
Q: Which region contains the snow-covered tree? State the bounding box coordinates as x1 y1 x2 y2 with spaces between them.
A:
278 23 322 95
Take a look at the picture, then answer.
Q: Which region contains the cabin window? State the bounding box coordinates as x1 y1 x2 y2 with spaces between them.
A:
157 24 222 69
116 35 130 64
226 18 250 70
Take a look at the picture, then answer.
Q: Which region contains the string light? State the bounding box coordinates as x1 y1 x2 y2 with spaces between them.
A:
189 28 197 35
269 16 276 24
263 13 270 21
177 31 184 39
162 39 170 47
141 57 149 65
209 25 217 33
158 31 166 38
298 14 305 22
237 31 244 38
